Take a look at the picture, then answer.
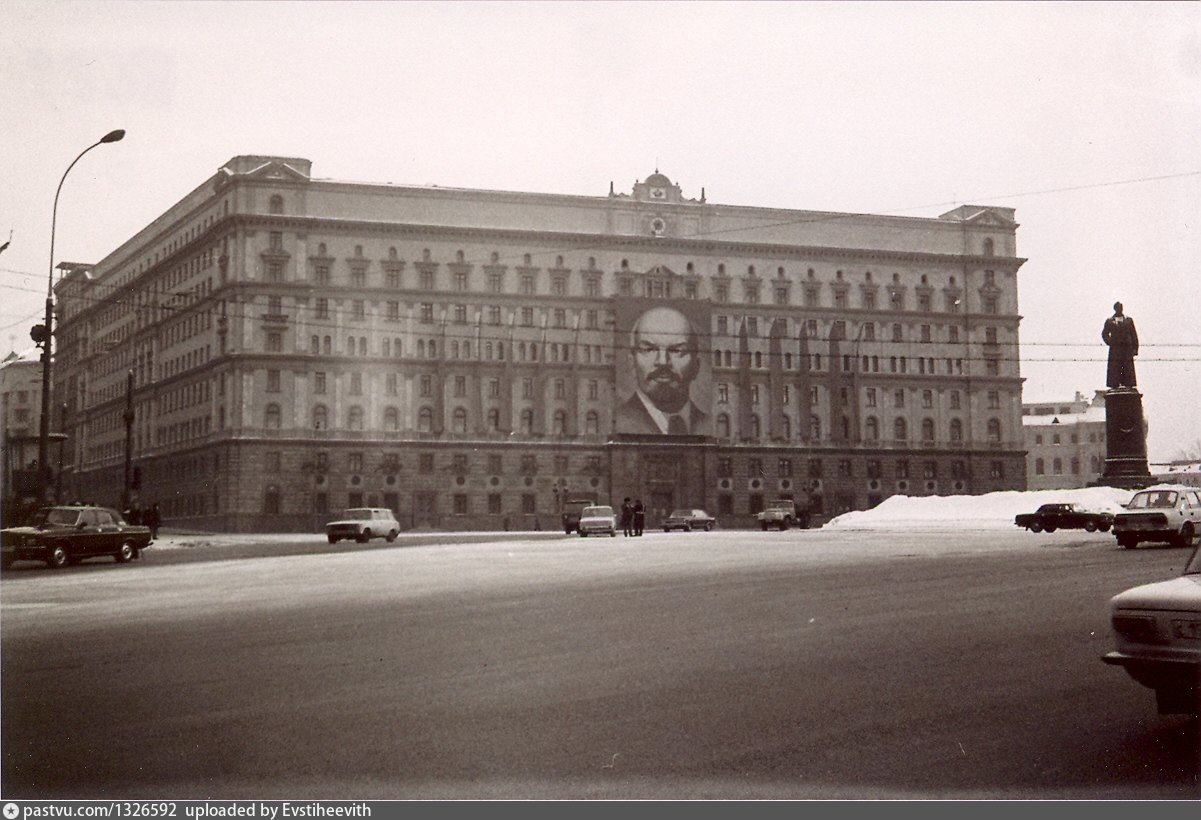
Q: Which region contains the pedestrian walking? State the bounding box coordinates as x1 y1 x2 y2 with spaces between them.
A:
621 497 634 537
633 499 645 536
145 503 162 540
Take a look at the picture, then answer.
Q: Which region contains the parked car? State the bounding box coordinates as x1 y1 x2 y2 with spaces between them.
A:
561 497 597 534
325 508 401 544
1014 503 1114 533
577 505 617 537
756 500 801 531
1112 486 1201 549
662 509 717 532
1102 542 1201 714
1 505 152 570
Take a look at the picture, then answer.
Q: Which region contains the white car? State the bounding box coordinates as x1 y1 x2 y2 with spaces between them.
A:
1113 485 1201 549
325 508 401 544
577 505 617 537
1102 543 1201 715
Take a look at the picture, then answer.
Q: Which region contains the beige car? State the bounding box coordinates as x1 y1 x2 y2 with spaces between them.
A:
1103 543 1201 715
325 508 401 544
1113 486 1201 549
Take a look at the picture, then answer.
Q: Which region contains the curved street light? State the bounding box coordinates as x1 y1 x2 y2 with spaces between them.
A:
36 129 125 501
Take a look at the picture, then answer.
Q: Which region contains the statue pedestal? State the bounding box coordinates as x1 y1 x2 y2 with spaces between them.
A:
1099 388 1152 489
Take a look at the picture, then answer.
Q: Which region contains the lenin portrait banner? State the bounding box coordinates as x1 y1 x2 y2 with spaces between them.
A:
613 297 713 437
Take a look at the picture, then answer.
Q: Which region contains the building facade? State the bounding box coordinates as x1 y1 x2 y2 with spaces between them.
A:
1 351 44 523
1022 390 1107 490
52 157 1027 532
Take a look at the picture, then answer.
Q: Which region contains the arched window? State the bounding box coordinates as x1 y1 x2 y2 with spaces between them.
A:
781 415 791 440
530 345 538 362
754 351 763 368
497 342 505 361
487 408 501 431
949 418 964 442
552 410 567 436
1035 458 1045 475
383 406 399 431
717 413 731 439
1090 454 1100 473
417 407 433 433
358 337 367 356
264 403 281 429
268 195 284 215
1053 457 1063 475
518 342 526 361
418 339 426 358
313 404 328 430
310 335 319 354
382 339 391 357
894 417 908 441
347 405 364 430
322 336 331 355
452 407 468 433
865 416 879 441
921 417 935 442
264 484 281 514
810 415 821 440
585 410 599 435
987 418 1002 443
520 409 535 434
346 336 354 355
750 414 761 439
428 340 436 358
983 237 995 256
451 341 460 359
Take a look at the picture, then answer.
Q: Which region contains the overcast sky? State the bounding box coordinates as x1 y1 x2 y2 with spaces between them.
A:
2 1 1197 461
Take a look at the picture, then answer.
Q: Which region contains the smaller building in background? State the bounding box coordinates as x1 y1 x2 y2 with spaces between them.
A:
1149 461 1201 489
1022 390 1107 491
1 350 44 524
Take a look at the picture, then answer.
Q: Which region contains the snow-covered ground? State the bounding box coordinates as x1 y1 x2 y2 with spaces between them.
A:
824 485 1137 531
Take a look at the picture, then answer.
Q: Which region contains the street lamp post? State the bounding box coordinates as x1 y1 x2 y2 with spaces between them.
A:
37 129 125 502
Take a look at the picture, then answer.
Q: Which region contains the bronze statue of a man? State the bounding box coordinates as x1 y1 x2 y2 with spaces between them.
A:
1102 301 1138 388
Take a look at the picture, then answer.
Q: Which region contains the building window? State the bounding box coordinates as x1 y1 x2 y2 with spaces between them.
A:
987 418 1002 443
347 405 364 430
894 417 908 441
264 403 281 429
419 453 434 473
266 332 282 352
266 370 280 393
313 404 328 429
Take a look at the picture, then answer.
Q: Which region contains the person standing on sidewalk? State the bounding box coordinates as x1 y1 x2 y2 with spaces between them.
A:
145 503 162 540
633 499 645 536
621 497 634 537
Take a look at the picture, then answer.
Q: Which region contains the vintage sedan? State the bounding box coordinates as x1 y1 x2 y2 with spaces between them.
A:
1102 543 1201 714
325 508 401 544
1014 503 1114 533
1113 486 1201 549
577 505 617 537
663 509 717 532
1 505 153 570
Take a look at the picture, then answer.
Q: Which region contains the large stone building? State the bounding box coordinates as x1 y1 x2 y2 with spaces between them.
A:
1022 391 1107 490
51 157 1027 532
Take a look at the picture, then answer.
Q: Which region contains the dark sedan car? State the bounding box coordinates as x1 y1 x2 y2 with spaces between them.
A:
662 509 717 532
1 505 153 570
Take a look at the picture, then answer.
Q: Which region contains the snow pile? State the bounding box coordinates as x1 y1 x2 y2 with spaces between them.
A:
824 485 1136 531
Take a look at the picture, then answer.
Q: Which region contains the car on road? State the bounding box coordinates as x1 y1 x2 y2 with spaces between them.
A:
1102 542 1201 715
577 505 617 537
756 500 801 531
1014 503 1114 533
325 508 401 544
561 497 597 534
1112 486 1201 549
662 509 717 532
1 505 152 570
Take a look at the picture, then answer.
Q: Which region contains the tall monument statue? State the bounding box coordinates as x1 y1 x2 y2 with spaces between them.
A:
1098 301 1150 488
1102 301 1138 388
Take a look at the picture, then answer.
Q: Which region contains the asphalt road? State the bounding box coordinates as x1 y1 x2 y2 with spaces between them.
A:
2 528 1198 799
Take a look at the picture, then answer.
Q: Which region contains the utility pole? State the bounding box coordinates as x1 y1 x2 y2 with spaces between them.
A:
122 370 134 511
